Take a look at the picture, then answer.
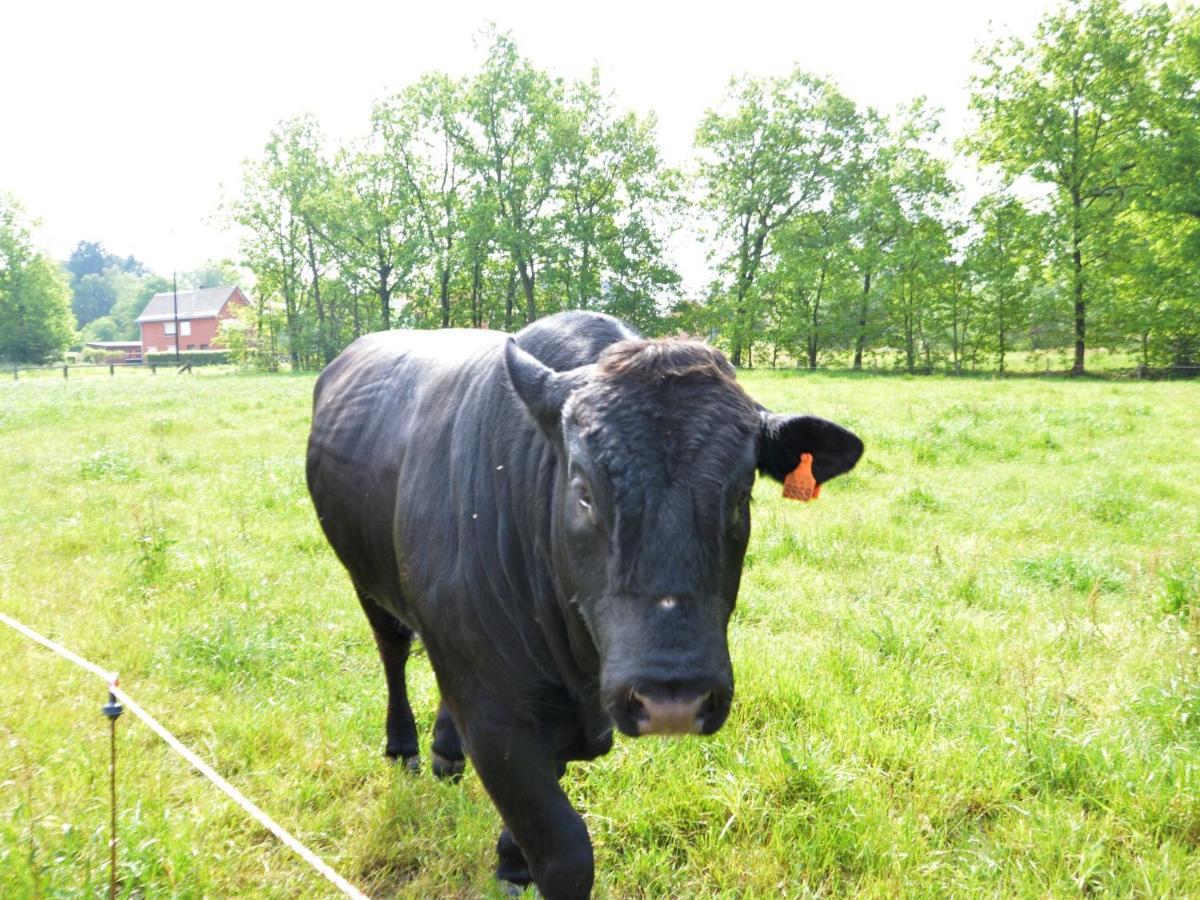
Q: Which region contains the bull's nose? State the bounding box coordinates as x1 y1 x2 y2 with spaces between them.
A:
629 689 716 736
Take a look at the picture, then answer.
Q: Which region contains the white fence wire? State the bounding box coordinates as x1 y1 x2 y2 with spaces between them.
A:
0 610 371 900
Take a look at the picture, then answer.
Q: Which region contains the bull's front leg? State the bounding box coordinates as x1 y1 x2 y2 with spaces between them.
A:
460 708 593 900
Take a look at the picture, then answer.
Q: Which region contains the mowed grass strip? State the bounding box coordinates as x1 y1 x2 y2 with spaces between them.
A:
1 368 1198 897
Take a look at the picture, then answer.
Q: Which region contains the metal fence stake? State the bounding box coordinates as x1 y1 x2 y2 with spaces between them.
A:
102 689 124 900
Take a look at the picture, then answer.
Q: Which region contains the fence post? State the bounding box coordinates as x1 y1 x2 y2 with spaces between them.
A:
102 690 123 899
63 365 68 380
151 365 156 375
110 364 115 376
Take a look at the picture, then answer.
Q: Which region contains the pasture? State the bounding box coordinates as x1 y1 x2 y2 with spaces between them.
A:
1 368 1199 897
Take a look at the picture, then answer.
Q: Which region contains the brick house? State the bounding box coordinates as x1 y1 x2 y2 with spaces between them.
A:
136 285 249 355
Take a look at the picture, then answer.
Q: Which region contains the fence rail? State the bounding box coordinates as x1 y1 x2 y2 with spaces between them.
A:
8 362 199 379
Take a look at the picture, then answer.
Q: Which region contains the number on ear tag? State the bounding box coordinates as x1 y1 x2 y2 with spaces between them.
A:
782 453 820 502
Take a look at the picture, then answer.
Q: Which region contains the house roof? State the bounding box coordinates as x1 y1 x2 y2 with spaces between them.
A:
137 285 242 323
85 341 143 350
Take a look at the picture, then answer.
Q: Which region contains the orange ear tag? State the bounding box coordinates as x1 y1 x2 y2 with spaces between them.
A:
782 453 820 502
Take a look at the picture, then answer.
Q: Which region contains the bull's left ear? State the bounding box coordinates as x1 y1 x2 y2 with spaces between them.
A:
758 413 864 486
505 338 588 433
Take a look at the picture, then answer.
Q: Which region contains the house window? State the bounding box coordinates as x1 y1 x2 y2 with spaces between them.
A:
187 344 196 350
180 320 191 336
164 321 176 336
200 344 209 350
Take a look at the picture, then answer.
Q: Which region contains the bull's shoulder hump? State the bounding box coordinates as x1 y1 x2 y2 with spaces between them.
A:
515 312 639 370
312 328 509 421
349 328 506 363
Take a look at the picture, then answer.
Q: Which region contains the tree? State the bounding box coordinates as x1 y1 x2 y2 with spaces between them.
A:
969 0 1171 373
70 271 117 326
551 71 681 329
231 117 327 369
697 69 857 365
966 193 1045 372
455 30 563 324
761 210 852 368
374 74 467 328
182 260 242 289
0 197 75 363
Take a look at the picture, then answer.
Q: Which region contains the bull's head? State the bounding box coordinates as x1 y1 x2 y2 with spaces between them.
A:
505 337 863 738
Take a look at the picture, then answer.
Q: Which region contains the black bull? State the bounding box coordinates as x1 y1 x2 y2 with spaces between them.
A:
306 311 863 898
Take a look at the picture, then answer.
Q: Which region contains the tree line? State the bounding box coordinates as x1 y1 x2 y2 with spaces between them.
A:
3 2 1197 372
0 205 244 364
229 4 1199 375
225 30 680 371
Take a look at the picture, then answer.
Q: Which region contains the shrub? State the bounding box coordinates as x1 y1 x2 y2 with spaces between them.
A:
144 349 231 367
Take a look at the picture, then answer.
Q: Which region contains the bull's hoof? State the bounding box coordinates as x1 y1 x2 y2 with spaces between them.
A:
497 877 530 896
431 751 466 781
385 750 421 773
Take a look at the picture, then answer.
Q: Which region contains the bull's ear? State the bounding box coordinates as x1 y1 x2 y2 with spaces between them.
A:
504 338 587 431
758 412 864 486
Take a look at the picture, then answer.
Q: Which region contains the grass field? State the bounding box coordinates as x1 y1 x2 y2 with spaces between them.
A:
1 366 1199 898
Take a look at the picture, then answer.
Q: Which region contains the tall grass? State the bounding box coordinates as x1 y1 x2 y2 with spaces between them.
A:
1 369 1198 896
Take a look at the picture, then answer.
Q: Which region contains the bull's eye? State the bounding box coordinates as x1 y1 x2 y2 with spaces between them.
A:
575 481 594 513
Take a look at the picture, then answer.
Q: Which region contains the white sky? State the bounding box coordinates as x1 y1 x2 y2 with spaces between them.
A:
0 0 1053 288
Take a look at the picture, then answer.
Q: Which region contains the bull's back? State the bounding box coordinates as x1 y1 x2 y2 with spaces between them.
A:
306 329 505 612
307 313 637 627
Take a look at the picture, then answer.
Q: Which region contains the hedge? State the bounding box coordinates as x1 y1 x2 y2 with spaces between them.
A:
143 349 232 367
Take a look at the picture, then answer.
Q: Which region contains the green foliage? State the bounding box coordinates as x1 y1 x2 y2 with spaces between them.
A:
64 241 151 331
143 349 231 366
180 259 242 290
968 0 1172 374
696 69 857 366
0 196 75 363
2 371 1199 896
228 29 681 368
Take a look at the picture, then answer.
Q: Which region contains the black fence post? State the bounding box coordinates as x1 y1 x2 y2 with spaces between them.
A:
63 365 68 380
109 364 115 377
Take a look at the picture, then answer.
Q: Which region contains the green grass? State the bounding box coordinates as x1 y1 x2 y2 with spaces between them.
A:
1 367 1199 897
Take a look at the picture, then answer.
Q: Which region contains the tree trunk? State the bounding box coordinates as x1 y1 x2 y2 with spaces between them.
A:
1071 196 1086 375
439 263 451 328
471 260 482 328
998 301 1006 375
306 230 333 365
731 329 744 367
377 280 391 333
283 279 300 371
504 271 516 332
516 257 537 323
853 270 871 370
951 298 960 376
579 241 591 308
807 261 825 370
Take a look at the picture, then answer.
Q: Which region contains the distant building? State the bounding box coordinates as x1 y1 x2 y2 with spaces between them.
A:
136 285 249 356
